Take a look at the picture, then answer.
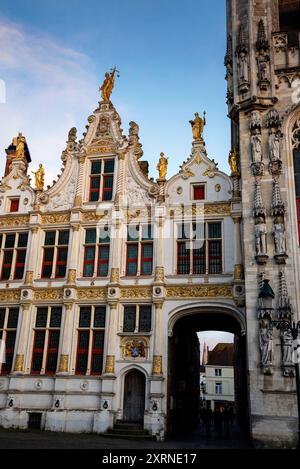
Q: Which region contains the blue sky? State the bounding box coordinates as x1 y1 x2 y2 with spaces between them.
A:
0 0 230 184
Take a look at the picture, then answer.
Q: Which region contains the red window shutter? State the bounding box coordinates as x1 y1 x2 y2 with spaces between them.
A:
126 243 138 276
10 199 19 212
193 185 205 200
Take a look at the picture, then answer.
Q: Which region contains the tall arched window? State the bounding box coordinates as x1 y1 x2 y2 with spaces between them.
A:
292 117 300 240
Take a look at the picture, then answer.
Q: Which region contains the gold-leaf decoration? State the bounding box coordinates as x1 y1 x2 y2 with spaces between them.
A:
77 288 106 300
166 284 232 298
34 289 63 300
120 287 152 299
0 215 29 228
152 355 163 375
105 355 115 374
58 354 69 373
14 354 24 372
0 290 20 301
41 213 70 224
204 203 231 215
82 211 108 222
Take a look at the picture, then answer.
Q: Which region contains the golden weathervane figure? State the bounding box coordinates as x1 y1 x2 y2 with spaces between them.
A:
100 66 120 101
32 163 45 191
189 111 206 141
157 152 168 180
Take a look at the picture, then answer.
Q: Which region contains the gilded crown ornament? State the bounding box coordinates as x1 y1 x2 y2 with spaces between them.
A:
100 66 120 102
189 111 206 142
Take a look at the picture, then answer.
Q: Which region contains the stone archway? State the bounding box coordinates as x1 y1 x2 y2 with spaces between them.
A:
167 304 249 439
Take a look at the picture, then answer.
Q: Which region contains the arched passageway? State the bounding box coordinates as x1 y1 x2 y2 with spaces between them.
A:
167 307 249 441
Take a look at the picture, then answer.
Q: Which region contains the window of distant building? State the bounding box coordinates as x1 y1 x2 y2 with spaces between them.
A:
126 224 153 276
215 382 223 395
177 222 222 275
0 307 19 375
215 368 222 377
123 305 152 333
89 158 115 202
75 306 106 375
292 119 300 242
279 0 300 46
9 198 20 213
193 184 205 201
41 230 69 279
83 226 110 277
0 232 28 280
31 307 62 375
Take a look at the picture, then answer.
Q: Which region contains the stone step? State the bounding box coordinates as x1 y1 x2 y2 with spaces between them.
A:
101 432 156 441
107 427 150 435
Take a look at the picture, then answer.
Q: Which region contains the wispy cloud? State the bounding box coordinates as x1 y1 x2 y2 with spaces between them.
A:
0 17 98 185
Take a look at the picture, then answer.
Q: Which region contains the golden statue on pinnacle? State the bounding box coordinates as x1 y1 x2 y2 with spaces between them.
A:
32 163 45 191
157 152 168 180
189 111 206 141
15 133 26 158
100 66 120 101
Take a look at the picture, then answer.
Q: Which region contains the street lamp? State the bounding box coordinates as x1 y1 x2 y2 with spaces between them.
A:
272 319 300 449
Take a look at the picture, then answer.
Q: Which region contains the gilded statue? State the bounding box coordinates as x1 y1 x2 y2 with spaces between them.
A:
189 112 206 141
157 152 168 180
32 164 45 191
228 148 240 176
15 133 26 158
100 66 119 101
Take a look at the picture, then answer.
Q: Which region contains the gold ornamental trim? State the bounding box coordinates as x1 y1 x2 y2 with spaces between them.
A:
152 355 163 375
58 354 69 373
34 289 63 301
25 270 33 285
82 211 108 223
14 354 24 372
120 287 152 299
105 355 115 374
87 144 116 155
0 215 30 228
0 289 20 302
121 336 150 359
67 269 77 284
166 284 233 299
77 288 106 300
204 203 231 215
41 213 70 224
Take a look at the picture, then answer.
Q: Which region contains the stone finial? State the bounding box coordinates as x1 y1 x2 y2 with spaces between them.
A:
256 19 269 51
277 270 292 320
253 180 266 217
271 179 285 217
128 121 143 159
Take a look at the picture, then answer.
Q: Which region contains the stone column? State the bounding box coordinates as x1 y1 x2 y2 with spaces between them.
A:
57 303 74 374
74 154 85 207
24 227 39 285
152 302 163 376
233 216 244 281
67 224 80 283
13 304 32 374
104 303 118 375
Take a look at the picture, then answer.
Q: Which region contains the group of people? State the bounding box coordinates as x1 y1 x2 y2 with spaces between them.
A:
200 404 234 438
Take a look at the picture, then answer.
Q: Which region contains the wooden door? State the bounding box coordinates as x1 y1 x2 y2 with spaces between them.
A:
123 370 145 423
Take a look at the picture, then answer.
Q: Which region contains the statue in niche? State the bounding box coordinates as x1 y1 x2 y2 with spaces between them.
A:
257 52 269 82
269 130 281 162
280 328 293 366
255 217 267 255
259 320 273 368
237 51 249 83
228 148 240 176
251 131 262 163
272 219 286 254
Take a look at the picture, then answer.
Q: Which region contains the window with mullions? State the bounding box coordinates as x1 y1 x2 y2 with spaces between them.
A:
0 232 28 280
177 222 222 275
89 159 115 202
123 305 152 333
83 226 110 277
293 121 300 242
0 307 19 375
76 306 106 375
126 224 153 276
41 230 69 278
31 307 62 375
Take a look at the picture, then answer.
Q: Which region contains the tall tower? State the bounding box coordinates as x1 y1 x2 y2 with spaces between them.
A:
226 0 300 447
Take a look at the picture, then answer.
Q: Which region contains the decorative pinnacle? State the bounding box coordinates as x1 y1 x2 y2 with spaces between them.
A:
271 179 285 216
277 270 292 319
253 180 266 217
256 19 269 51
